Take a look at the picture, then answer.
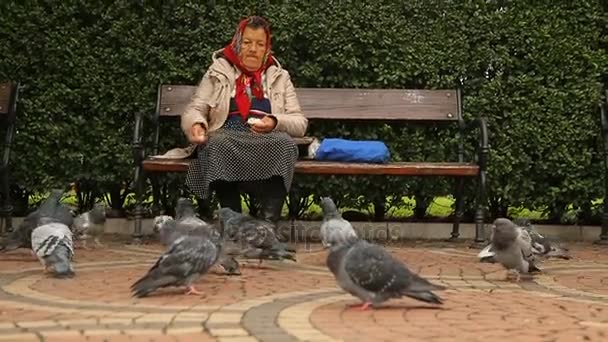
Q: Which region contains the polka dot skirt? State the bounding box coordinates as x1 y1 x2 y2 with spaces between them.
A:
185 115 299 199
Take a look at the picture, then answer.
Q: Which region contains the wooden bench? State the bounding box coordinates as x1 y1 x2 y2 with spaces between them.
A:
0 81 19 235
132 85 489 242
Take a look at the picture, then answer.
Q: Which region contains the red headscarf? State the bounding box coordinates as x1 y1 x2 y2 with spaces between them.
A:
222 17 275 120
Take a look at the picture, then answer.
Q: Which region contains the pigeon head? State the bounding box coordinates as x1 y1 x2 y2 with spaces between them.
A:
491 218 518 243
513 217 532 228
49 189 65 201
37 189 65 218
219 257 241 275
319 197 340 218
41 189 64 208
153 215 175 234
88 203 107 224
175 198 196 220
52 260 75 279
46 244 74 279
217 207 240 237
217 207 239 223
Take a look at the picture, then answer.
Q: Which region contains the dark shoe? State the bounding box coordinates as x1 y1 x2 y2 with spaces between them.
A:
261 195 285 224
212 181 242 212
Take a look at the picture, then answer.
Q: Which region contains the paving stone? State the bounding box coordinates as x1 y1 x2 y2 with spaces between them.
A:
1 242 608 342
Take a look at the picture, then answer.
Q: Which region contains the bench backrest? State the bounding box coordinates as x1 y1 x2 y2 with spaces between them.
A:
0 82 18 119
155 85 462 122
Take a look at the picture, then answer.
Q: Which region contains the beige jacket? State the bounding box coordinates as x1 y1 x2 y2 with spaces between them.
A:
181 50 308 138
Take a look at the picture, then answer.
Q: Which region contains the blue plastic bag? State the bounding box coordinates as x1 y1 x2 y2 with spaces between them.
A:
314 138 391 163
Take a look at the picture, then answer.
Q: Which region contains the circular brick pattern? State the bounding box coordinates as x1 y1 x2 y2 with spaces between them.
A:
0 242 607 341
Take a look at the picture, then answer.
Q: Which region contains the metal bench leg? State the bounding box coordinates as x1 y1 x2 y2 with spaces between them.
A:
473 116 489 245
132 166 145 244
150 174 161 217
450 177 465 240
474 171 486 243
597 96 608 245
599 201 608 245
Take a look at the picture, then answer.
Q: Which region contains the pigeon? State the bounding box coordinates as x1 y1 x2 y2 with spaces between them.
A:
515 218 571 259
0 189 73 252
154 213 241 276
174 198 218 239
72 202 107 248
490 218 541 281
319 197 357 248
130 234 220 297
30 220 75 278
478 218 571 263
326 237 445 310
153 215 180 246
217 207 296 264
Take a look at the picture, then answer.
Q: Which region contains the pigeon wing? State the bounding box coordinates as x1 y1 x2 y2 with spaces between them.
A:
343 241 418 293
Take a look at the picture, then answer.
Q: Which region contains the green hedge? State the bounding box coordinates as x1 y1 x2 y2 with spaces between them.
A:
0 0 606 222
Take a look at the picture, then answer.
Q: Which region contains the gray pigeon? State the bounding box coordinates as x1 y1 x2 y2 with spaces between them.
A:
218 207 296 264
174 198 218 239
31 220 75 278
319 197 357 248
478 217 570 263
154 214 241 275
0 189 73 252
327 237 445 310
514 218 571 259
130 234 220 297
491 218 541 281
72 202 107 248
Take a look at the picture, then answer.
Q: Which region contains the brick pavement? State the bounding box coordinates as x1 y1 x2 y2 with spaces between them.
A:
0 237 607 341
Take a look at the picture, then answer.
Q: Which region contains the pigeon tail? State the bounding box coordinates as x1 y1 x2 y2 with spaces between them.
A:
131 274 177 298
0 238 22 252
546 246 571 260
402 290 444 305
266 243 297 261
477 244 494 258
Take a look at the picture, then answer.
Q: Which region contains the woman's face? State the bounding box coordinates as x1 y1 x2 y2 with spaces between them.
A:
238 26 267 71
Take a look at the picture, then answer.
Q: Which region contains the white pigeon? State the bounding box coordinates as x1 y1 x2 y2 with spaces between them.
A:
72 203 106 248
31 220 75 278
319 197 357 248
490 218 541 281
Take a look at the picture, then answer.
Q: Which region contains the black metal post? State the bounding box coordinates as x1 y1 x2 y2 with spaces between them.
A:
451 88 466 239
131 112 145 244
474 117 489 243
597 91 608 245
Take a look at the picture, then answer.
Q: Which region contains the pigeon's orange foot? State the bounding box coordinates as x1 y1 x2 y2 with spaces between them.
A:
185 286 203 296
348 302 373 311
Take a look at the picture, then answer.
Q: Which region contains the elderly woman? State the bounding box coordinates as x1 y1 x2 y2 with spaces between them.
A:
181 16 307 225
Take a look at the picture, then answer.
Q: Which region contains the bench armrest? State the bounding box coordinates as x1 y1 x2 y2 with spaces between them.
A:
477 116 489 170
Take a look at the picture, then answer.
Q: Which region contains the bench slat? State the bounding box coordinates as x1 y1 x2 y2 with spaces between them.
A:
158 85 196 117
295 160 478 176
0 82 14 115
296 88 459 121
142 159 479 177
157 85 460 121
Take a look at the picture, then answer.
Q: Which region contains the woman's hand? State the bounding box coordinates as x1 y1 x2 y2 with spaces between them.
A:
188 123 208 144
250 115 277 133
